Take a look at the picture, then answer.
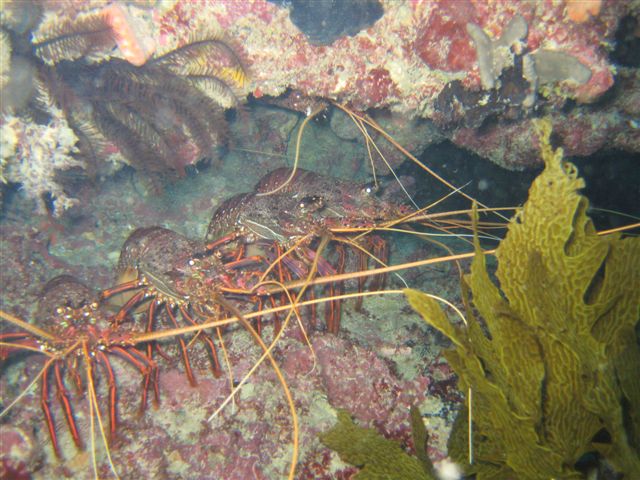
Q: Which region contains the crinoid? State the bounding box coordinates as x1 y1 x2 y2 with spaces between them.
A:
1 2 248 205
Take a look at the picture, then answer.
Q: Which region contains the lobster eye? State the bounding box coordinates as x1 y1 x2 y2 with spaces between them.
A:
298 195 324 211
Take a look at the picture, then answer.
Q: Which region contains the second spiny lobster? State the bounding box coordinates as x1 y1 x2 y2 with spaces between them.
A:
205 167 411 332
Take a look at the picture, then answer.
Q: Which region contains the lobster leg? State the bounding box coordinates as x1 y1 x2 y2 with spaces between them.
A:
141 300 160 410
205 233 239 251
68 357 84 395
54 362 83 450
111 346 154 375
199 334 223 378
0 335 40 359
254 297 264 337
165 304 197 386
325 245 346 334
111 344 159 412
96 351 118 439
268 296 282 337
180 306 222 378
326 282 343 334
224 255 264 270
307 289 317 331
113 290 147 324
100 278 142 300
274 243 290 335
40 363 61 457
370 235 389 291
355 248 368 312
233 243 246 262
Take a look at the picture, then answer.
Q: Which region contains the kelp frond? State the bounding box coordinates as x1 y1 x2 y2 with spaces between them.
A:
320 409 436 480
406 117 640 479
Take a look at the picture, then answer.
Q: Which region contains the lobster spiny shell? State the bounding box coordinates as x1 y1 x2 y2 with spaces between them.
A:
117 226 203 275
254 167 406 225
114 226 220 309
205 192 254 242
39 275 95 312
206 190 326 245
36 275 108 333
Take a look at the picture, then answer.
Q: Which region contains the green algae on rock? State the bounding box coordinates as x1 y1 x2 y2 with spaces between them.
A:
406 118 640 479
319 408 435 480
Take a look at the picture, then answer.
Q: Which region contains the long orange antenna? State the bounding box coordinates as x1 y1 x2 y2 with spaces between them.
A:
0 310 62 343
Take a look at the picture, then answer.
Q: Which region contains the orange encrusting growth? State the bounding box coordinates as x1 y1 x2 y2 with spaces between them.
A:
103 3 154 66
565 0 602 23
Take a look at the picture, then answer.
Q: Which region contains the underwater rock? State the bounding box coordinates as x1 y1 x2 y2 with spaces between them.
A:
450 68 640 170
464 14 592 93
260 88 330 117
611 14 640 67
286 0 384 46
434 57 533 129
440 14 591 128
0 425 38 479
17 0 626 117
413 0 478 73
466 14 528 91
1 0 637 212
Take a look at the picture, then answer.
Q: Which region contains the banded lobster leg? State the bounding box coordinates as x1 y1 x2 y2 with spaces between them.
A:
40 360 82 456
0 332 39 358
0 331 80 458
285 244 343 334
352 234 389 312
217 241 291 338
270 241 297 335
179 305 223 378
104 278 225 389
257 241 320 336
324 245 346 334
102 285 163 405
38 341 154 456
95 345 157 437
367 235 390 291
149 302 222 386
162 303 199 386
162 303 225 385
103 282 196 386
139 300 161 410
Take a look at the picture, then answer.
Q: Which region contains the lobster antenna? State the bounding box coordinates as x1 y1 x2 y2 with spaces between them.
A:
259 278 318 375
0 357 55 419
0 310 62 342
83 342 120 479
332 235 409 288
209 294 299 480
256 105 327 197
